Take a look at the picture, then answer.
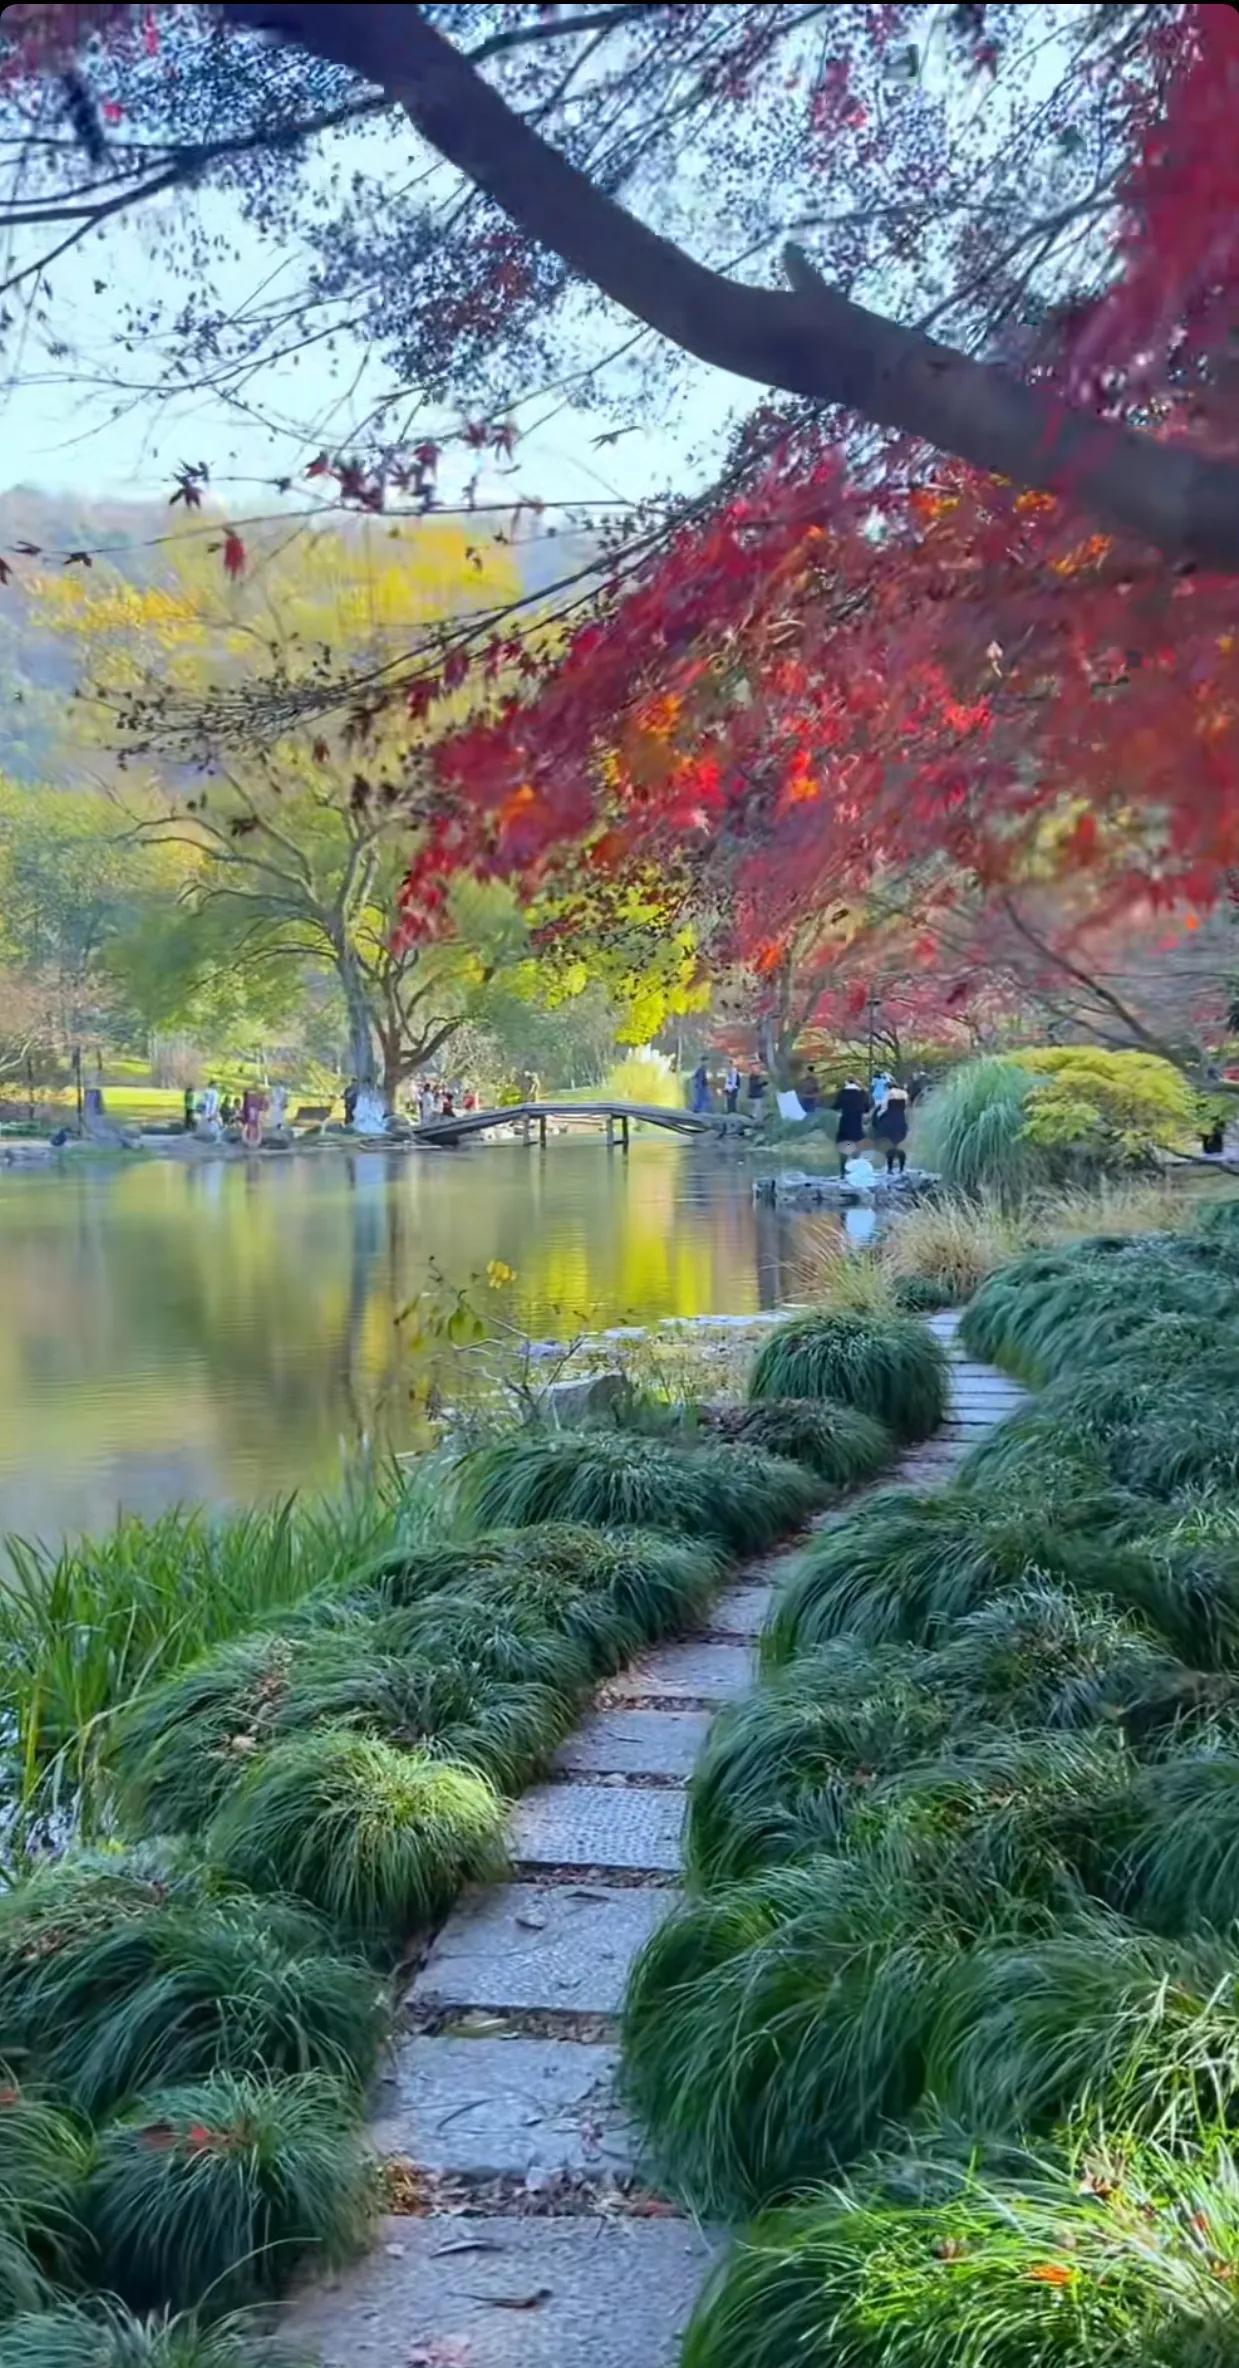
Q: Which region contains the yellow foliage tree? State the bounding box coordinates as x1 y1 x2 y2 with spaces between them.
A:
41 517 542 1096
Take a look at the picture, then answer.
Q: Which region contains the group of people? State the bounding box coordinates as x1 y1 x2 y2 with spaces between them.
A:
691 1060 768 1117
830 1070 913 1178
183 1081 288 1145
688 1052 925 1178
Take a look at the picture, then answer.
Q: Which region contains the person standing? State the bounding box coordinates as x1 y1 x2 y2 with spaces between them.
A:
723 1059 741 1115
747 1064 767 1122
873 1081 910 1174
342 1079 358 1127
182 1084 197 1133
871 1069 892 1119
691 1059 712 1115
800 1065 821 1114
831 1076 870 1178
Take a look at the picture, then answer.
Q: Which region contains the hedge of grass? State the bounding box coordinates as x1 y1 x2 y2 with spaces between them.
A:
625 1194 1239 2368
0 1326 917 2344
748 1310 949 1440
454 1428 827 1551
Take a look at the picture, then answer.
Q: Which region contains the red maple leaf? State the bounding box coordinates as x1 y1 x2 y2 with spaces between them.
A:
222 529 246 579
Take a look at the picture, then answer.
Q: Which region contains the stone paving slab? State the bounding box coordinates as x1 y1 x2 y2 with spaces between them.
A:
511 1782 685 1873
286 2214 717 2368
607 1638 753 1703
412 1882 675 2017
371 2037 633 2177
705 1581 775 1637
555 1709 709 1779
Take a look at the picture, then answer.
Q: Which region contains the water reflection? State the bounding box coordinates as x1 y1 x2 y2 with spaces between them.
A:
0 1140 841 1540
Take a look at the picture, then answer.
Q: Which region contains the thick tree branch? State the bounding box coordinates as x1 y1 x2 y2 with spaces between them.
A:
222 1 1239 571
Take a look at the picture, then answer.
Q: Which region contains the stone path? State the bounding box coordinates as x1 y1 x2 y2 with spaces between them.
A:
287 1312 1027 2367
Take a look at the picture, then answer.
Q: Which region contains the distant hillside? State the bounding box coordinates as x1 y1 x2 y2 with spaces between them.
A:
0 488 598 783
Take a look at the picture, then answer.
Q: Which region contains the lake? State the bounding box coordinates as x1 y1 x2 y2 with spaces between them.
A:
0 1139 845 1543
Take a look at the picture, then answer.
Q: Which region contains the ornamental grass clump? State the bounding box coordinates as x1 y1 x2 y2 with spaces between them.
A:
762 1487 1122 1660
927 1916 1239 2141
454 1430 824 1553
680 2132 1239 2368
365 1588 595 1694
0 2081 91 2317
698 1398 893 1486
0 2305 287 2368
748 1311 949 1441
207 1729 505 1944
113 1628 568 1828
83 2070 372 2313
0 1884 386 2116
686 1643 956 1889
622 1855 956 2215
1116 1752 1239 1936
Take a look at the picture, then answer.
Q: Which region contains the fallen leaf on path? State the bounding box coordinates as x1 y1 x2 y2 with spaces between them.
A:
464 2288 553 2311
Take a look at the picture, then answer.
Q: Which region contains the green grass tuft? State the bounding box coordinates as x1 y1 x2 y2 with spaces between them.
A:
0 2079 90 2316
207 1728 505 1944
0 2301 288 2368
0 1881 387 2115
453 1432 825 1553
622 1855 956 2214
113 1627 570 1827
927 1915 1239 2140
762 1487 1127 1660
680 2133 1239 2368
0 2311 293 2368
686 1643 954 1889
83 2070 373 2313
748 1312 949 1441
698 1398 893 1486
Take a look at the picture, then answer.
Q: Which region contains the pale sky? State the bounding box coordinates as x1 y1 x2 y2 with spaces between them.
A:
0 101 746 521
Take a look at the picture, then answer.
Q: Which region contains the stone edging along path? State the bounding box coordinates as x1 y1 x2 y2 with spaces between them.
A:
286 1314 1029 2368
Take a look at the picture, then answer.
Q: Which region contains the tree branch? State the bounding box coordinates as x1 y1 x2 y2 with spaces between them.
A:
221 2 1239 570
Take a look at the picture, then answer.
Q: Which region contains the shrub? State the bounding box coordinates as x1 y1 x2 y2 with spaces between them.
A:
697 1399 892 1487
0 1888 386 2116
454 1431 824 1554
748 1312 949 1441
0 2082 90 2316
83 2071 372 2312
622 1856 955 2214
927 1917 1239 2141
762 1487 1123 1660
1010 1045 1196 1169
680 2135 1239 2368
0 2303 283 2368
207 1729 505 1943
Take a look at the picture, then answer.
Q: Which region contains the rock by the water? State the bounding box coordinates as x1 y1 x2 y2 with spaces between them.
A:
753 1166 940 1207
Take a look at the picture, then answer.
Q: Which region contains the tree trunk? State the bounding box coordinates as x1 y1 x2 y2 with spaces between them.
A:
225 2 1239 570
337 948 378 1086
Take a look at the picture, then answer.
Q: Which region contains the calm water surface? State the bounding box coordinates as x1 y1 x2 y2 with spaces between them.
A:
0 1139 843 1542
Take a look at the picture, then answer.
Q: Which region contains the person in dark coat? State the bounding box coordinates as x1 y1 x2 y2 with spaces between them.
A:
831 1077 870 1178
873 1081 910 1174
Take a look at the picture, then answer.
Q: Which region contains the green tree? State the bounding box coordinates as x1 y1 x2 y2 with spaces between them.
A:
40 523 536 1099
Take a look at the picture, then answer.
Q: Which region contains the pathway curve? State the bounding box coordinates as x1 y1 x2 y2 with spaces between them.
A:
287 1314 1028 2368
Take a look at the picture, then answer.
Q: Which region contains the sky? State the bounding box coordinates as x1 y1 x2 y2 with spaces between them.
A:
0 98 746 526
